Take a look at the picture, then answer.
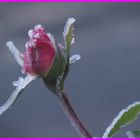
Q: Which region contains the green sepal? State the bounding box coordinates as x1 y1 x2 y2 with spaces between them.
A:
43 44 67 93
63 18 76 54
43 77 57 94
59 18 76 89
65 25 74 53
43 18 76 93
46 53 66 79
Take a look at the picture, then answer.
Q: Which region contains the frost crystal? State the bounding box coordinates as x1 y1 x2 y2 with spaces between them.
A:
47 33 56 48
25 42 29 48
12 77 24 87
70 54 81 64
71 37 75 44
63 18 76 45
6 41 23 67
63 18 76 38
28 29 33 38
0 75 36 115
34 24 42 30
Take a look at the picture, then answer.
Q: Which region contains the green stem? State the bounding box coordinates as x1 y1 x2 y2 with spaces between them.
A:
56 90 93 138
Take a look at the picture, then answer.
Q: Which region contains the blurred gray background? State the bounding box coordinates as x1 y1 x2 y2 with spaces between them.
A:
0 3 140 138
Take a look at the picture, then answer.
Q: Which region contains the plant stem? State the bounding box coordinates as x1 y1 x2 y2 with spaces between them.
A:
56 90 93 138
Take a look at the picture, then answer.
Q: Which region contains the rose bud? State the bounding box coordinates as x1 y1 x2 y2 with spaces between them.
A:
23 25 58 77
6 18 79 93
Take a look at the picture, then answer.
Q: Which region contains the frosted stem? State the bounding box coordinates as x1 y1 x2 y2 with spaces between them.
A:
0 75 36 115
56 90 92 138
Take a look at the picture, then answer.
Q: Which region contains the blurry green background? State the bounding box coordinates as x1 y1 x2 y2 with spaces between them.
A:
0 3 140 137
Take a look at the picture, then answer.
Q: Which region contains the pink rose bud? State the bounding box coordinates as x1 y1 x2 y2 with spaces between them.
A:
23 25 56 77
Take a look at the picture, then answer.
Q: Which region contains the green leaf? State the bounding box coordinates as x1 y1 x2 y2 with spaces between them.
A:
63 18 76 53
103 101 140 138
127 130 140 138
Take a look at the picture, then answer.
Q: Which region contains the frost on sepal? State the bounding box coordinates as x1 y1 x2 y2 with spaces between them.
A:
0 75 36 115
70 54 81 64
103 101 140 138
47 33 56 49
63 18 76 52
12 77 24 87
6 41 23 67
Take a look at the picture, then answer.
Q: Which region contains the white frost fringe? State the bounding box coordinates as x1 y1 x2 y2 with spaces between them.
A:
63 18 76 45
70 54 81 64
103 101 140 138
0 75 36 115
6 41 24 67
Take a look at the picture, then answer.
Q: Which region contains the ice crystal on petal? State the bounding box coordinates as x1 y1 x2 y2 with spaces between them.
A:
28 29 33 38
34 24 42 30
6 41 23 67
33 33 40 39
47 33 56 48
71 37 75 44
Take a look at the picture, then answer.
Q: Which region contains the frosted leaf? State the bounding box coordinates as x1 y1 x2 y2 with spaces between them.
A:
0 75 36 115
70 54 81 64
21 68 25 74
19 75 36 89
63 18 76 40
103 101 140 138
6 41 23 67
63 18 76 52
34 24 42 30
